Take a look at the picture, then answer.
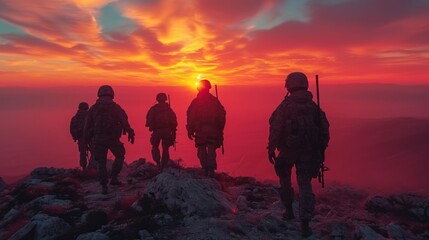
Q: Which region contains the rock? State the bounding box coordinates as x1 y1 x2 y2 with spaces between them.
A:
0 208 21 228
30 167 72 177
257 213 285 233
0 177 6 189
27 195 72 208
31 213 72 240
139 229 155 240
236 195 248 211
80 210 108 231
8 222 35 240
387 223 413 240
143 169 234 217
355 225 387 240
366 194 429 222
76 232 110 240
328 221 352 240
154 213 173 226
84 193 110 201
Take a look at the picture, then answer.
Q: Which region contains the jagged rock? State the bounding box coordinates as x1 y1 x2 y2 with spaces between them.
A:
0 207 20 228
366 194 429 222
76 232 110 240
143 168 234 217
32 213 72 239
154 213 173 226
257 213 285 233
30 167 76 178
236 195 248 211
8 222 35 240
328 221 352 240
387 223 413 240
0 177 6 189
355 225 387 240
84 193 110 201
139 229 155 240
13 213 73 240
27 195 72 208
80 210 109 231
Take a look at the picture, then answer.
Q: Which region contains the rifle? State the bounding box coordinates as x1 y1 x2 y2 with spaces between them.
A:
214 84 225 155
168 94 177 151
316 75 329 188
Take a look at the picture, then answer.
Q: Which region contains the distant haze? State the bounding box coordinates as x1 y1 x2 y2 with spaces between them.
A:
1 83 429 194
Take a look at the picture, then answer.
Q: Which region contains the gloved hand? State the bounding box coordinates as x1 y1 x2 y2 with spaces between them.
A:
128 131 135 144
187 131 195 140
268 147 276 165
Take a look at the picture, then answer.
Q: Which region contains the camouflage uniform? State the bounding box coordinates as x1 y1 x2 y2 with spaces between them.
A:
146 102 177 169
187 91 226 175
84 96 134 188
70 108 90 169
268 90 330 221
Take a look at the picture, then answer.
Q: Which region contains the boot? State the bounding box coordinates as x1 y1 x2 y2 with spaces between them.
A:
301 220 312 238
102 185 108 195
282 204 295 220
110 175 122 186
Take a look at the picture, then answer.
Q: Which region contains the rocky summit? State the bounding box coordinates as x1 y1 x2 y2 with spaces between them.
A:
0 159 428 240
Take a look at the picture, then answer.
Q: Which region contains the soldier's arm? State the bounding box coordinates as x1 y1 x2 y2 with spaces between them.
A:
170 109 178 130
116 105 134 134
186 100 196 133
268 104 286 150
145 107 154 129
83 108 94 144
217 99 226 131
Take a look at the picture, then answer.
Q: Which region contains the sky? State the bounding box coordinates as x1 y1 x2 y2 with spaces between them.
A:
0 0 429 86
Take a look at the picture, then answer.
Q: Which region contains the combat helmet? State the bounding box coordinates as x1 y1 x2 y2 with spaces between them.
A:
285 72 308 92
97 85 114 98
156 93 167 102
78 102 89 110
197 79 211 91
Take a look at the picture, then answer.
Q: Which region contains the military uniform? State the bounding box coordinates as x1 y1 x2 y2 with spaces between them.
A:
268 72 330 237
84 86 134 193
146 100 177 169
70 103 92 170
187 80 226 176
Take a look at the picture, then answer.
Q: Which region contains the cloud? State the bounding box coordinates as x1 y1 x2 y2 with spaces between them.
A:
0 0 428 85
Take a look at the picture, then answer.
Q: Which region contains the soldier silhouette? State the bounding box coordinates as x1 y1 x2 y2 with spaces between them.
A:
186 80 226 177
84 85 135 194
268 72 330 237
145 93 177 170
70 102 94 171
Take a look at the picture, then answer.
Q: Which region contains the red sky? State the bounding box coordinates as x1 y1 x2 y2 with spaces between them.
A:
1 0 429 86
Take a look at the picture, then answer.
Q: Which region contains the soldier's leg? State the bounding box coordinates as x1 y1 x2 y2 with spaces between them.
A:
296 171 314 221
93 141 109 191
109 140 126 184
161 137 170 168
150 132 161 166
197 144 208 172
275 157 295 219
78 141 87 170
206 144 217 177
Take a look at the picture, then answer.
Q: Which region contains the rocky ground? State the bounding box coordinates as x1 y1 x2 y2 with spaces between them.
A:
0 159 428 240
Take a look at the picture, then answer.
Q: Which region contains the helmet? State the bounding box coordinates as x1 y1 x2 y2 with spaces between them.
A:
78 102 89 110
197 79 211 91
285 72 308 92
97 85 114 98
156 93 167 102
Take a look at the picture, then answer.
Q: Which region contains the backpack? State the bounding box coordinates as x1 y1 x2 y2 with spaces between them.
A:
93 103 122 138
70 111 87 140
147 104 175 130
282 100 320 151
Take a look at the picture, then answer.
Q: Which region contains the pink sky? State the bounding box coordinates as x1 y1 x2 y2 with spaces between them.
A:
0 0 428 86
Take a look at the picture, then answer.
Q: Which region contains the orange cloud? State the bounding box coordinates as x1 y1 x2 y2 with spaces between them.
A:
0 0 428 86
